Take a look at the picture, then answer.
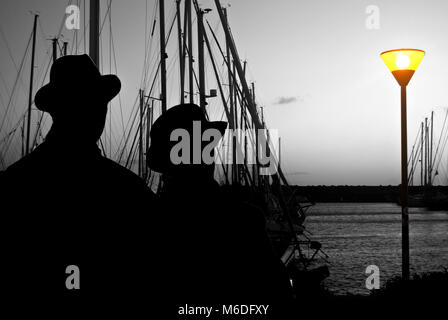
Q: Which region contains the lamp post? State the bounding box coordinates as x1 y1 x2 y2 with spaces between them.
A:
380 49 425 281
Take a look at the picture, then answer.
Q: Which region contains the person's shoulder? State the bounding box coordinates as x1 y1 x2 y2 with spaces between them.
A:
238 201 266 226
219 190 266 228
100 157 140 177
100 156 154 193
2 145 47 178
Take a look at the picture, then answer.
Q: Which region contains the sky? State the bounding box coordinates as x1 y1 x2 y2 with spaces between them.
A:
1 0 448 185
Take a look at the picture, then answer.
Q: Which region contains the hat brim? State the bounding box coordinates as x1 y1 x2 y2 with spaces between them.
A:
35 74 121 113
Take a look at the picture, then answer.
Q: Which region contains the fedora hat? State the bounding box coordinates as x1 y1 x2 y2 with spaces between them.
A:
147 104 227 173
35 54 121 113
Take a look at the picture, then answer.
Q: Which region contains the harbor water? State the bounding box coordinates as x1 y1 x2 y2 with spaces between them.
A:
305 203 448 295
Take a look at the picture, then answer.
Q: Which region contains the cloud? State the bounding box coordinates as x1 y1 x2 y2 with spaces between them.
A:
274 95 306 105
275 96 297 105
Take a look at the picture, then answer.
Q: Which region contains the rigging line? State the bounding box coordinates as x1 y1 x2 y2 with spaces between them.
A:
434 134 448 180
128 137 140 171
100 23 104 72
121 4 178 162
205 19 244 102
0 23 23 74
0 81 6 109
123 92 157 169
75 0 80 54
0 112 25 146
29 39 59 148
0 111 27 159
37 18 48 44
125 112 143 169
142 0 148 86
164 6 178 50
143 10 177 103
116 95 139 161
32 48 54 147
70 28 77 54
55 0 73 40
0 23 30 99
0 63 12 99
110 23 125 146
99 0 112 36
0 71 11 108
124 100 147 168
33 43 52 91
0 29 33 133
142 15 160 92
1 88 25 154
144 45 160 89
144 7 167 88
116 94 140 156
141 0 158 88
431 109 448 169
120 70 160 163
32 112 46 149
433 121 448 169
409 140 422 182
141 0 149 87
73 21 90 54
408 122 422 167
143 45 157 89
432 116 448 180
109 0 112 157
83 0 86 53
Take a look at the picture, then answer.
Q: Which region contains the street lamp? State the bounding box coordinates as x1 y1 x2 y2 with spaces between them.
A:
380 48 425 281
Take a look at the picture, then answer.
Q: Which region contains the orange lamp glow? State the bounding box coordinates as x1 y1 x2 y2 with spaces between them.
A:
380 49 425 86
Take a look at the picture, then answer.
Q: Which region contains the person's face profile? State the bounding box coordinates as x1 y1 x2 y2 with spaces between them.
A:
52 94 109 143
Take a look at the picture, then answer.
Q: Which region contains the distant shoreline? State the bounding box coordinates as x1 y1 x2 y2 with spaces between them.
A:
292 185 448 203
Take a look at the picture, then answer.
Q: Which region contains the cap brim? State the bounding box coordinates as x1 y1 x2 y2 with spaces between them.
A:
101 74 121 101
206 121 227 137
34 83 53 112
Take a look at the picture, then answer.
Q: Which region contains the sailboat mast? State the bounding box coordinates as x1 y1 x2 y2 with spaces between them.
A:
89 0 99 66
159 0 167 113
139 89 144 177
430 110 434 186
223 8 235 184
52 38 58 63
421 121 424 186
215 1 261 130
279 136 282 172
425 117 428 186
63 41 68 56
186 0 194 104
252 82 258 186
176 0 185 104
25 14 38 156
197 8 206 112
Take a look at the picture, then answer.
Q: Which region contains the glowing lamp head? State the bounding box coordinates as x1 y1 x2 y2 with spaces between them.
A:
380 49 425 86
395 54 410 69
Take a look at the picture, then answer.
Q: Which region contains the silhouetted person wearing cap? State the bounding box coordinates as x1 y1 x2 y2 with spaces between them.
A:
0 55 154 313
147 104 294 318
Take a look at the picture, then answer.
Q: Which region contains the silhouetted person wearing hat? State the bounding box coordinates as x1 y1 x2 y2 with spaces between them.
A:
147 104 294 318
0 55 154 313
